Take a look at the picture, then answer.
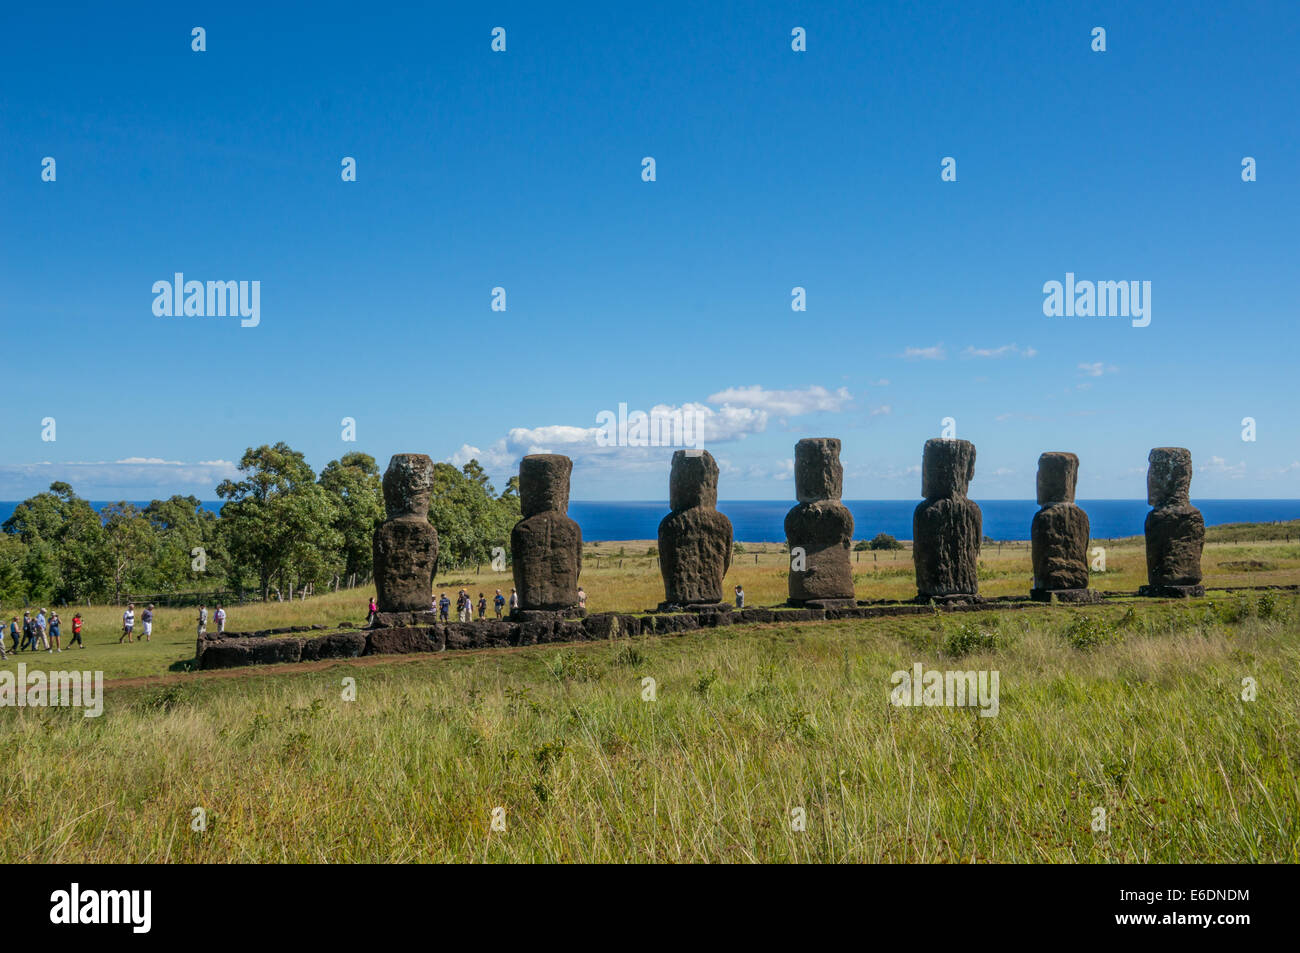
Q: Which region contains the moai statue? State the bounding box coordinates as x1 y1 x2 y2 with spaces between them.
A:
372 453 439 613
658 449 733 609
1030 452 1099 602
785 438 855 607
912 438 982 602
511 454 583 612
1139 447 1205 597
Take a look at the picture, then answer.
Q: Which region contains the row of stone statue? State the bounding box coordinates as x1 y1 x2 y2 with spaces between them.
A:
371 439 1205 613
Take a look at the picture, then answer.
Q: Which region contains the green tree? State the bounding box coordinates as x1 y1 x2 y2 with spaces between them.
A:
429 460 520 570
217 443 342 599
2 482 106 602
318 452 384 582
142 495 224 592
101 502 156 603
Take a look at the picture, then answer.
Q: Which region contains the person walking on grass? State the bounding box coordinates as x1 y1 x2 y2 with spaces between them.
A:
438 593 450 622
20 612 34 651
367 596 377 625
577 586 587 610
214 604 226 635
509 588 519 612
197 604 207 638
477 593 487 620
120 603 135 643
141 604 154 643
494 589 505 619
69 612 84 648
35 609 49 651
734 584 745 609
48 612 62 652
10 616 20 653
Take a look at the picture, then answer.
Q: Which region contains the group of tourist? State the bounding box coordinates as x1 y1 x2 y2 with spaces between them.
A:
364 584 596 624
3 609 83 657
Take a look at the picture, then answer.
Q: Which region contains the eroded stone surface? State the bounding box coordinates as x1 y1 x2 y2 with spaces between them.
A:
786 438 854 604
511 454 582 610
1031 452 1093 596
373 454 439 612
659 450 733 606
1142 448 1204 594
913 439 982 598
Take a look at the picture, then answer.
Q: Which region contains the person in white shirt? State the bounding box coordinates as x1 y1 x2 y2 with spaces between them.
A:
197 604 207 637
119 603 136 643
214 605 226 634
577 586 586 609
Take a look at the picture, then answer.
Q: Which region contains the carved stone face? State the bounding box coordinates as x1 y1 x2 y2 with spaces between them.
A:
519 454 572 517
794 438 843 503
1147 447 1192 506
921 438 976 499
669 449 719 510
382 454 435 520
1036 452 1079 505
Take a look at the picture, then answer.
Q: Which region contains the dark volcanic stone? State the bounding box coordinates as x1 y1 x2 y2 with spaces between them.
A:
248 638 304 665
1031 501 1090 591
1036 451 1079 505
300 631 367 661
1029 588 1103 604
618 615 643 637
373 453 439 612
1144 502 1205 588
921 438 975 499
785 500 854 603
199 640 252 670
913 497 982 597
913 439 982 598
1142 448 1204 593
519 454 572 517
794 437 844 502
443 622 479 650
371 610 437 629
786 438 854 604
511 454 583 610
659 450 733 606
583 613 619 640
739 608 775 624
366 626 443 655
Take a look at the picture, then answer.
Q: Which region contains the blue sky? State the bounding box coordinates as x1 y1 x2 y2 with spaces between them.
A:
2 1 1297 502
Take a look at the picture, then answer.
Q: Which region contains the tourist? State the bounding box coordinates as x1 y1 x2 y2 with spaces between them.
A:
70 612 84 648
477 593 487 620
493 589 505 618
120 603 135 643
48 612 62 652
438 593 450 622
367 596 377 624
35 608 49 650
197 604 207 638
141 604 154 643
509 588 519 611
9 616 19 653
577 586 586 609
734 584 745 609
214 604 226 634
20 612 34 651
458 589 470 622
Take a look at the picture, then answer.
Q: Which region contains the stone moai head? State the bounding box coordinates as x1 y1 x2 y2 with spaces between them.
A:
794 438 843 503
669 449 719 511
1036 452 1079 505
519 454 572 518
382 454 435 520
921 438 976 499
1147 447 1192 506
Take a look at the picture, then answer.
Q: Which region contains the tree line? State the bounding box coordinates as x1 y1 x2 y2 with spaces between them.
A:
0 443 520 606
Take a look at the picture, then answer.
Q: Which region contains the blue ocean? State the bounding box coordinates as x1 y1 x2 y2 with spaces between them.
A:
2 500 1297 543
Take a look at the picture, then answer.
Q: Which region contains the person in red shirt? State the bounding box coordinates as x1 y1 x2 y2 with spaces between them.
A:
70 613 84 648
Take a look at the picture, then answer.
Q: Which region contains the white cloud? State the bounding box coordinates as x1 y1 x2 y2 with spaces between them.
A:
1199 456 1247 478
705 385 853 416
869 404 892 417
901 343 946 360
962 343 1037 359
1077 362 1118 377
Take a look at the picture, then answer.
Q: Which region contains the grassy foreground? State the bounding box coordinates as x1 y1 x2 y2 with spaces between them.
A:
1 593 1297 862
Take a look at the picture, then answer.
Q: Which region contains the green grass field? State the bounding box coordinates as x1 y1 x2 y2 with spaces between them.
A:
1 534 1297 862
